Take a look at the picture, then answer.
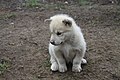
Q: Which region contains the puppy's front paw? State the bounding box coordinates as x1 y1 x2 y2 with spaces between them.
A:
72 65 82 72
59 65 67 72
51 63 58 71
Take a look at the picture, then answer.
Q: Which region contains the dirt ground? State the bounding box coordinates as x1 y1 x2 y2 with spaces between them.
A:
0 2 120 80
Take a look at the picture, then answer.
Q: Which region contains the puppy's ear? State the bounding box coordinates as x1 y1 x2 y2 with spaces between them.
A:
62 19 72 27
44 19 52 22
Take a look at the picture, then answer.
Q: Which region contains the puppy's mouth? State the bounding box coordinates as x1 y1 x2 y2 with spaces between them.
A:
50 42 63 46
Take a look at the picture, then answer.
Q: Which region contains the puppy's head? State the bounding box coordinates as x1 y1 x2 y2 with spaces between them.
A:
45 14 74 46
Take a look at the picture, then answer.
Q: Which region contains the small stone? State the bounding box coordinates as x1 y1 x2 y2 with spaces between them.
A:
65 1 68 4
36 7 39 9
17 7 22 10
10 22 14 25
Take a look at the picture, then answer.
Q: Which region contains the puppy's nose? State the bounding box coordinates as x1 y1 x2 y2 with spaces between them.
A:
50 41 55 45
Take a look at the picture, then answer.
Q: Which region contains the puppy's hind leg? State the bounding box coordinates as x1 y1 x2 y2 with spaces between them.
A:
81 46 87 64
81 58 87 64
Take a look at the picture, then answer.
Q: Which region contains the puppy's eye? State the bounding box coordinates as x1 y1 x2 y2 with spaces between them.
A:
56 32 62 36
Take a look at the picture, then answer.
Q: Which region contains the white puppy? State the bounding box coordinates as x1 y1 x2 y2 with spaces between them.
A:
46 14 87 72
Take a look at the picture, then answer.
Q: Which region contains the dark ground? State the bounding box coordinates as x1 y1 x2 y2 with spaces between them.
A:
0 1 120 80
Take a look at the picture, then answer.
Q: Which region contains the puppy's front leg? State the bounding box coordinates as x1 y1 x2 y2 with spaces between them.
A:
55 50 67 72
72 50 84 72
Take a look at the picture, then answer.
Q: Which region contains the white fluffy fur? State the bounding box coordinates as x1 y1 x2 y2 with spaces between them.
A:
47 14 87 72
